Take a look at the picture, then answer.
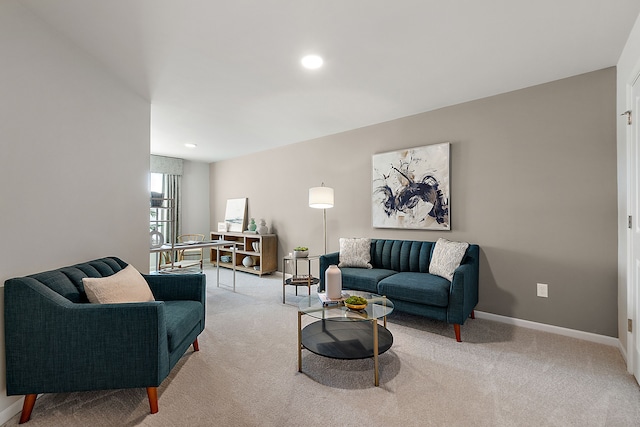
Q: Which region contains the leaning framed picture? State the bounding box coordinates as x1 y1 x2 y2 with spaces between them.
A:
372 142 450 230
224 198 247 232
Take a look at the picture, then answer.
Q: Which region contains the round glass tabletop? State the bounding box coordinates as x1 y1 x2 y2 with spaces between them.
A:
298 290 394 321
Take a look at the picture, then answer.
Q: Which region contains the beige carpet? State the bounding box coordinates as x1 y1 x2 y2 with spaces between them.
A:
3 267 640 426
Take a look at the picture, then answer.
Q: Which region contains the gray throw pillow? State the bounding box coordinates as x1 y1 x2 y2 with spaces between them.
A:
338 237 373 268
429 238 469 281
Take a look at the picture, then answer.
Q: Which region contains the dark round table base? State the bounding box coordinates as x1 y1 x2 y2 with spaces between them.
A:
301 319 393 360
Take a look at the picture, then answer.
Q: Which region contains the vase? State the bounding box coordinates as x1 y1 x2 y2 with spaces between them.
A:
150 230 164 248
257 219 268 234
325 265 342 299
248 218 257 232
242 256 254 268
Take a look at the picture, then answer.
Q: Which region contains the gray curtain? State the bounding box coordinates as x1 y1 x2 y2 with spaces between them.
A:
166 174 182 245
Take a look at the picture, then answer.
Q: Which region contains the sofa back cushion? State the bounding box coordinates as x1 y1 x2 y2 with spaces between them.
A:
370 239 434 273
25 257 128 303
83 264 155 304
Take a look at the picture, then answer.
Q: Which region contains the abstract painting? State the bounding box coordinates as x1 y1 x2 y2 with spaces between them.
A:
372 142 450 230
224 198 247 232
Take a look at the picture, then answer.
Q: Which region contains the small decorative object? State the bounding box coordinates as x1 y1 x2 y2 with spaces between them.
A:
344 295 368 310
220 255 232 263
217 222 228 232
293 247 309 258
257 219 268 234
325 264 342 299
242 256 254 268
252 242 260 252
150 230 164 248
248 218 257 232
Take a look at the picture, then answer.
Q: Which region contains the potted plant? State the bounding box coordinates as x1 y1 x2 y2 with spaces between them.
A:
293 246 309 258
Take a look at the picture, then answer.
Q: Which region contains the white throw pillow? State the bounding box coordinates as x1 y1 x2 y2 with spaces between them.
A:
429 238 469 281
338 237 372 269
82 264 155 304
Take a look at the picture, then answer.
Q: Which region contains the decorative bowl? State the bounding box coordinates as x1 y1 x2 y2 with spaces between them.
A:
293 250 309 258
344 302 367 310
344 295 368 310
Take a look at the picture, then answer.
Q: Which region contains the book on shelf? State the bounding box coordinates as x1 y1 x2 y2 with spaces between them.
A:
318 291 350 305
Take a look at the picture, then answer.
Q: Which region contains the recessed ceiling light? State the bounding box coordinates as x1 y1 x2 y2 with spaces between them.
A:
184 143 197 148
301 54 323 70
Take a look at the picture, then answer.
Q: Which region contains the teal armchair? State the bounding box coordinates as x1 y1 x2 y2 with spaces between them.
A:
4 257 206 423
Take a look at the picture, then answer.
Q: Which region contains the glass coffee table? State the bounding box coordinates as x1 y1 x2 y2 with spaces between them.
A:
297 290 394 386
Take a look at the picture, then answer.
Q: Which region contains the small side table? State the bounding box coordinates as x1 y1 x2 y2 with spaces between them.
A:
282 255 320 303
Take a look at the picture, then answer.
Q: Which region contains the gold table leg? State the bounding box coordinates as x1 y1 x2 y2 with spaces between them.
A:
298 311 303 372
373 319 379 386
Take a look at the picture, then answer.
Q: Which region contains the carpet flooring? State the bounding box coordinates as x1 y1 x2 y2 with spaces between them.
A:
3 267 639 426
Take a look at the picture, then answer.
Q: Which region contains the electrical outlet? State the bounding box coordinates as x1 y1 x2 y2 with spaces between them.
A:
537 283 548 298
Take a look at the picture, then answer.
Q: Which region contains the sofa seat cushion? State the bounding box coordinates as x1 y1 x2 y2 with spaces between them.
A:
341 268 396 293
164 300 203 352
378 272 450 307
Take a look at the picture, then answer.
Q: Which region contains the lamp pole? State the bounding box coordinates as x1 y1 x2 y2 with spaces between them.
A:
322 207 327 254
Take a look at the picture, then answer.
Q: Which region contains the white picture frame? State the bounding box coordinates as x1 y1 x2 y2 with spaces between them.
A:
224 198 247 232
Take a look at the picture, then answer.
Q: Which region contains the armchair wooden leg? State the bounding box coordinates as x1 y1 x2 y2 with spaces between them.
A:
193 338 199 352
146 387 158 414
19 394 37 424
471 310 475 319
454 324 462 342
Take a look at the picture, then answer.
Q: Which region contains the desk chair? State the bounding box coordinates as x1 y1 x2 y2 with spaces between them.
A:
176 234 205 269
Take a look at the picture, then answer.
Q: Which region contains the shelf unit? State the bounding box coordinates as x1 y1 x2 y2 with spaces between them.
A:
210 231 277 276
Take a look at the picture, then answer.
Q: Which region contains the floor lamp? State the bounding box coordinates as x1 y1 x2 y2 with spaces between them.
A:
309 183 334 254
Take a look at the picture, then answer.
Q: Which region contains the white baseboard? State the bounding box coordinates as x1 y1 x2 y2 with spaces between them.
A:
474 311 620 347
0 396 26 425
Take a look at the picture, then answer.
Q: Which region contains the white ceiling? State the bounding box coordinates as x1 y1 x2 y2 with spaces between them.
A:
23 0 640 163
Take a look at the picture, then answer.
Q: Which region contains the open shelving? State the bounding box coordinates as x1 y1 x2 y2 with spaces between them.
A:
210 231 277 276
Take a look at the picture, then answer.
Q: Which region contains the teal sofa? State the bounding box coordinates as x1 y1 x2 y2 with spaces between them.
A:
320 239 479 342
4 257 206 423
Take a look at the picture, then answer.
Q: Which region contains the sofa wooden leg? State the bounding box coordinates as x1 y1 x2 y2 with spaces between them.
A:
454 324 462 342
147 387 159 414
470 310 475 319
19 394 37 424
193 338 199 352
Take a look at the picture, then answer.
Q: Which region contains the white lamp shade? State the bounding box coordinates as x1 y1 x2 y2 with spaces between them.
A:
309 186 334 209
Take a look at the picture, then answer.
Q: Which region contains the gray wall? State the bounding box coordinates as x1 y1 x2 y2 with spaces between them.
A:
0 1 150 421
211 67 617 337
182 160 211 259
